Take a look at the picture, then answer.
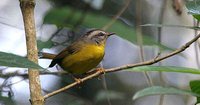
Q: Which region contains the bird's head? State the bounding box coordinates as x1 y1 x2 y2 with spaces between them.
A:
84 29 115 44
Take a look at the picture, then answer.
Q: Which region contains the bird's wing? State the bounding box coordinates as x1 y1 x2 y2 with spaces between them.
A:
49 42 82 67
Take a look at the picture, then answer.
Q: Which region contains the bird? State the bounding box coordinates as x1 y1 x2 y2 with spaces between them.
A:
48 29 114 74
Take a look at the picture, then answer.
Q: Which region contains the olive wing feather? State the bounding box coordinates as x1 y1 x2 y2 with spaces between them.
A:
48 42 81 67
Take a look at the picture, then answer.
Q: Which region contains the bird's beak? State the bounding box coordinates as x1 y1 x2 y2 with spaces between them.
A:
107 32 115 36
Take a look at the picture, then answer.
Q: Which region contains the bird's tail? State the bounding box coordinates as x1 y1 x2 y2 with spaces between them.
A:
49 59 58 67
38 52 56 59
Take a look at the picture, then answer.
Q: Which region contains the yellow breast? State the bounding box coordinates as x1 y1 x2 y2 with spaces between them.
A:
61 43 105 74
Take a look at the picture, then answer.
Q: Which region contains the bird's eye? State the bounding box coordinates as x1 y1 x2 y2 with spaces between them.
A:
98 32 104 36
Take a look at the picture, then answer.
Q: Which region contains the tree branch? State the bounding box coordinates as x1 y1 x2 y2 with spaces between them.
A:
43 32 200 99
19 0 44 104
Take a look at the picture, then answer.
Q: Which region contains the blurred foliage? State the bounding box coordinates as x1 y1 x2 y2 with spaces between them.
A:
37 40 54 51
141 24 200 30
58 74 135 105
186 0 200 21
133 86 199 100
68 100 85 105
190 80 200 104
44 7 174 50
0 0 200 105
48 0 87 9
131 66 200 102
127 66 200 74
43 7 136 40
95 90 125 102
39 0 200 104
48 0 131 18
0 51 43 69
0 96 15 105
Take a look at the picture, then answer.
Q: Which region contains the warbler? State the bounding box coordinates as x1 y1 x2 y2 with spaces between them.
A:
48 29 114 74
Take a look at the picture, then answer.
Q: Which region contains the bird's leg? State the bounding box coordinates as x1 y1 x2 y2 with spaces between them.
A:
84 68 106 80
73 77 82 84
96 68 106 74
95 68 106 80
85 69 97 75
85 68 106 75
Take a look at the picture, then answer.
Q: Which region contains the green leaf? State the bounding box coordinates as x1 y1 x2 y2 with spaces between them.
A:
0 51 43 69
44 7 174 51
44 7 74 27
186 0 200 20
95 90 125 102
127 66 200 74
0 95 15 105
37 40 54 51
190 80 200 104
133 86 200 100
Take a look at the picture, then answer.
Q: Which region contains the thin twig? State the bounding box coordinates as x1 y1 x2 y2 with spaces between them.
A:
99 63 112 105
172 0 183 15
135 0 153 86
135 0 145 62
101 0 131 30
43 32 200 99
157 0 167 105
194 20 200 68
43 70 102 99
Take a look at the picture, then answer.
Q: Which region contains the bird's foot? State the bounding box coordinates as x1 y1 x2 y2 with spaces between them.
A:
74 77 82 84
96 68 106 74
69 74 82 84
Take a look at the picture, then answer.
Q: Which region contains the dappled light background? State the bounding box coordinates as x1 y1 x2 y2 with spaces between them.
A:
0 0 199 105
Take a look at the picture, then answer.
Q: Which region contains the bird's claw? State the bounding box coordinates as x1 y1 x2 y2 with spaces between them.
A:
96 68 106 74
74 78 82 84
